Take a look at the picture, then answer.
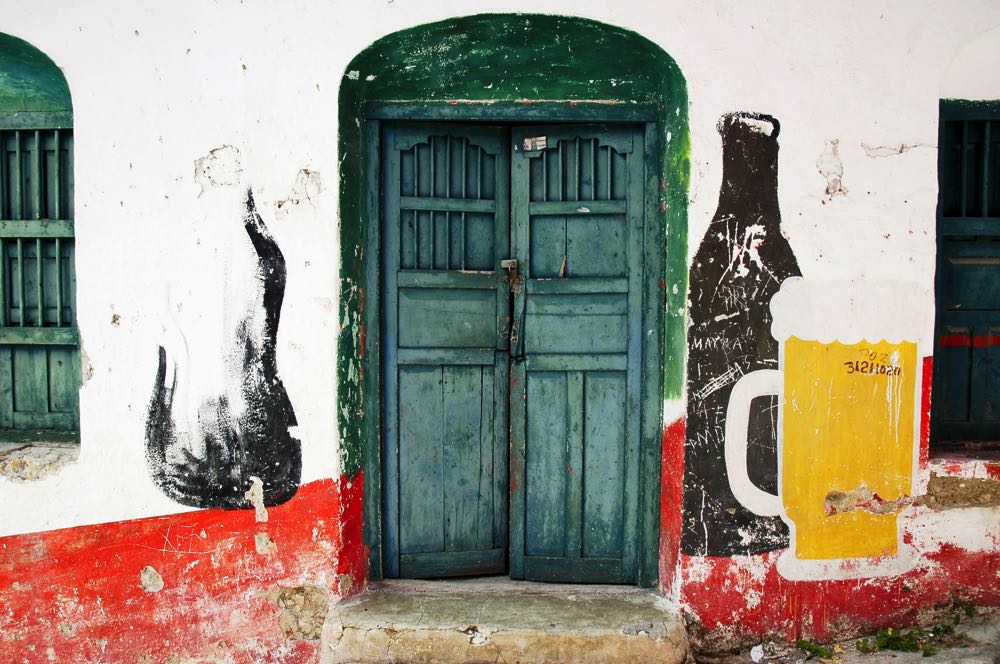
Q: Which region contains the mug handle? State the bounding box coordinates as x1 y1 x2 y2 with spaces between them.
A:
724 369 784 517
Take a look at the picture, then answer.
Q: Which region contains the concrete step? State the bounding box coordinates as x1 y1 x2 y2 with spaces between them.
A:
321 578 690 664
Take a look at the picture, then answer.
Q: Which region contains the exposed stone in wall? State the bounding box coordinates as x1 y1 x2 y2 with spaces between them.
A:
139 566 164 592
255 531 278 555
917 474 1000 509
0 443 79 482
267 585 328 640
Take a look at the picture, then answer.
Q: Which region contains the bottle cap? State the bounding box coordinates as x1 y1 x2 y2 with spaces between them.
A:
717 112 780 139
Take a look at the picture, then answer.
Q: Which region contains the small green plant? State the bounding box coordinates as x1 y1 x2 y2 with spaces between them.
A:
876 626 925 652
795 639 833 660
856 624 962 658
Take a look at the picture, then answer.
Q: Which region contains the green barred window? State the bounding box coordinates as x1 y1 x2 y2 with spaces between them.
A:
0 34 78 438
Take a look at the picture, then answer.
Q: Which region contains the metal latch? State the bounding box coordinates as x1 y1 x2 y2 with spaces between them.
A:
500 259 518 271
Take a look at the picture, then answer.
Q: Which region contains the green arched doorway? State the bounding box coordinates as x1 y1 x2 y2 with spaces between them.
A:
337 14 689 586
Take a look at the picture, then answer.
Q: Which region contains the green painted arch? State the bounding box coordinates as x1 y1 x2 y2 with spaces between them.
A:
337 13 690 477
0 32 71 119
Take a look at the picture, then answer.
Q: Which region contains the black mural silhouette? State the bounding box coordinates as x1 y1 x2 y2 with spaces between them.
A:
145 189 301 508
683 113 801 556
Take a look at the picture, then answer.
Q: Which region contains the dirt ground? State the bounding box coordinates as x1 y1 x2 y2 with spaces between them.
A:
701 607 999 664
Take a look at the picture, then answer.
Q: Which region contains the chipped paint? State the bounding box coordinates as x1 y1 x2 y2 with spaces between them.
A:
193 145 242 194
816 139 847 196
139 566 164 592
255 531 278 555
861 142 927 158
276 168 322 213
246 476 270 522
0 478 349 662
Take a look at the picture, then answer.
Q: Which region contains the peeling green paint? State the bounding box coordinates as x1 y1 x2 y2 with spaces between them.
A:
0 32 71 113
337 13 690 477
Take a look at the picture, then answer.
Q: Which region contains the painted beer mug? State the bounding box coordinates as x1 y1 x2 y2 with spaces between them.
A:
725 277 921 579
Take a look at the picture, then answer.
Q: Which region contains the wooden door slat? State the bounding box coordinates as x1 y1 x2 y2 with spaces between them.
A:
382 122 509 578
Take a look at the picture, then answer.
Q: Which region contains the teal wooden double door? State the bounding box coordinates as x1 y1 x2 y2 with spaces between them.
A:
382 122 646 583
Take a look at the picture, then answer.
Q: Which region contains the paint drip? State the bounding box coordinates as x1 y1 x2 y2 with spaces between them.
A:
144 189 301 509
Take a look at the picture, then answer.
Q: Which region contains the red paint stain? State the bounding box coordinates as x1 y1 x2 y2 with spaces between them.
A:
681 544 1000 647
334 471 367 597
659 416 685 596
939 460 966 475
0 477 366 663
938 333 1000 347
920 356 932 470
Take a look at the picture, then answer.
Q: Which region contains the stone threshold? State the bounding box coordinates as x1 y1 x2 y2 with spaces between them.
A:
320 577 691 664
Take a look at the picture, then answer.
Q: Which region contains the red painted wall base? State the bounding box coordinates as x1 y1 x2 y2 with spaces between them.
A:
681 545 1000 650
0 475 365 663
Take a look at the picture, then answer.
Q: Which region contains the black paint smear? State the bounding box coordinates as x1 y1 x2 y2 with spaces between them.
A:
682 113 801 556
144 189 301 509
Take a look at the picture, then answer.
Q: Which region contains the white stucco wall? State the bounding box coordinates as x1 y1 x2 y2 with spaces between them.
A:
1 0 998 536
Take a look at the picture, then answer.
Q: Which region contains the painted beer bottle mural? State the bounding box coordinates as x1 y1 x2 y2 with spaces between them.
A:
684 113 801 556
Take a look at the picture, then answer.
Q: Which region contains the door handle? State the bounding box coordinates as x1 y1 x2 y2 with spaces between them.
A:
508 264 526 359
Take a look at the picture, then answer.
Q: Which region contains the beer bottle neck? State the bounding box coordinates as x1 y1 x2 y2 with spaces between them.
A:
717 135 780 217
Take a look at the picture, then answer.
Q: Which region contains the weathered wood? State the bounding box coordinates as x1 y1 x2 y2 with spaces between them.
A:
397 270 495 289
400 196 496 214
638 121 664 587
525 353 627 372
383 122 508 577
400 548 505 578
0 126 79 434
527 277 628 294
0 219 74 238
397 348 495 366
521 556 627 584
528 200 625 216
0 326 78 345
367 102 658 123
0 112 72 131
511 125 645 583
524 370 567 557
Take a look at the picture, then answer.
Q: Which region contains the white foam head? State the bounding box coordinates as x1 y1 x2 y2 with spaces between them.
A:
769 277 931 346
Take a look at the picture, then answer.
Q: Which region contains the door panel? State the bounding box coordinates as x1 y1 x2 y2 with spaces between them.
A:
933 109 1000 443
383 122 647 584
509 125 644 583
934 238 1000 439
383 123 509 578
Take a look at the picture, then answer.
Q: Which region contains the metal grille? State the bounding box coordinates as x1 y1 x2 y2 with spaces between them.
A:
528 138 627 202
941 119 1000 219
398 135 497 271
0 127 78 432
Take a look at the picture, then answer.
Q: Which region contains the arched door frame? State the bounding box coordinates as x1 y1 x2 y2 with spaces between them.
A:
337 15 690 588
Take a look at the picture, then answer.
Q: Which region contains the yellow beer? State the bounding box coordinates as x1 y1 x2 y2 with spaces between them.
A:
782 337 916 559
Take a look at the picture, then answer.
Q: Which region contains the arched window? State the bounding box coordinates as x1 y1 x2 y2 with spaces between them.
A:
0 33 77 439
